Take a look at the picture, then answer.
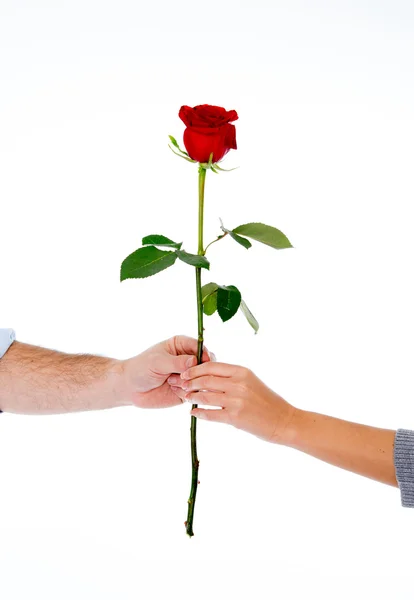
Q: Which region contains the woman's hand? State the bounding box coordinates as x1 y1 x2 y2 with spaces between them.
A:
168 361 296 443
168 361 399 489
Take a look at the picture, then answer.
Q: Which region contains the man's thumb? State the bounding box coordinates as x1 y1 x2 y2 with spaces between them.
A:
170 354 197 374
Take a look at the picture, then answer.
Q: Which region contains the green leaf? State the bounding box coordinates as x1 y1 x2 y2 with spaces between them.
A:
142 234 182 250
201 282 219 316
201 282 219 300
240 299 259 334
203 291 218 315
121 246 177 281
219 219 252 250
168 135 189 156
232 223 293 249
229 231 252 249
217 285 242 322
176 250 210 269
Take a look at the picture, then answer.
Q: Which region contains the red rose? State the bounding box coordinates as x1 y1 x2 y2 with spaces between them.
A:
178 104 238 163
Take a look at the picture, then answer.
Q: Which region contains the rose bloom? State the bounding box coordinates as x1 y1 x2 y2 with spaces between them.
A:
178 104 238 163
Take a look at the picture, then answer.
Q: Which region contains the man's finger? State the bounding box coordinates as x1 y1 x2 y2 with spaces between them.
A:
168 335 211 363
164 354 198 375
169 385 187 402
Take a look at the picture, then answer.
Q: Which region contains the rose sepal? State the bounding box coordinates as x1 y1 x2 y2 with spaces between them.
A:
212 162 239 172
168 144 198 163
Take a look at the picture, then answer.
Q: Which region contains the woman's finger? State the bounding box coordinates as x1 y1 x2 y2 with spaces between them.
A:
181 361 240 381
184 390 227 408
181 375 231 394
191 407 228 423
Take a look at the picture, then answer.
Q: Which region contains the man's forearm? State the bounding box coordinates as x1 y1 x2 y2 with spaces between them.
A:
284 408 398 487
0 342 128 414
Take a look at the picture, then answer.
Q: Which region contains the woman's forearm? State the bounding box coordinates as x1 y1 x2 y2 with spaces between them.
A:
174 363 412 499
284 408 398 487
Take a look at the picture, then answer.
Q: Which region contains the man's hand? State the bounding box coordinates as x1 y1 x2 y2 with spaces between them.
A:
120 336 211 409
0 336 210 414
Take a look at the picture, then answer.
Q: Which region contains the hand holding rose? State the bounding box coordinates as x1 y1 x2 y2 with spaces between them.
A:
168 361 296 443
123 335 211 409
169 361 398 490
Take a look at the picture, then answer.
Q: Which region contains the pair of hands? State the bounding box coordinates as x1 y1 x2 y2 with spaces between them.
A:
127 335 295 444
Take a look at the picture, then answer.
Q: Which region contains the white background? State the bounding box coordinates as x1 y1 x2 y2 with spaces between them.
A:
1 0 414 597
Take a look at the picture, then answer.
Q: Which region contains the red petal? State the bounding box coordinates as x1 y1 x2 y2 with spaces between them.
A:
180 104 238 128
178 105 194 127
183 128 227 163
223 123 237 150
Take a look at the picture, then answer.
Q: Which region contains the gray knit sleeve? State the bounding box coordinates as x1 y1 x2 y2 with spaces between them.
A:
394 429 414 507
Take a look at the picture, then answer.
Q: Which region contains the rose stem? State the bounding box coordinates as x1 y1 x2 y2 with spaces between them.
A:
186 164 206 537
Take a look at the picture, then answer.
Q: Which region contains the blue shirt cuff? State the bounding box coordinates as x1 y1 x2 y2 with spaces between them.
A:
0 328 16 414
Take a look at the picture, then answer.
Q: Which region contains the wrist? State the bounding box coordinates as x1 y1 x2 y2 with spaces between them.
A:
270 403 303 446
106 359 133 408
278 407 307 448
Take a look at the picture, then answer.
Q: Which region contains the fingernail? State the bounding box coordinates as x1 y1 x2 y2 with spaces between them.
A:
168 376 178 384
186 357 195 368
181 370 189 380
211 352 217 362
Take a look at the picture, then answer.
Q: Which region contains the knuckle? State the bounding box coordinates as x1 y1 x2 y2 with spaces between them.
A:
242 366 253 379
237 368 253 394
238 383 248 397
236 366 250 381
205 376 215 389
198 377 208 389
237 380 250 398
196 392 207 405
232 397 245 417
